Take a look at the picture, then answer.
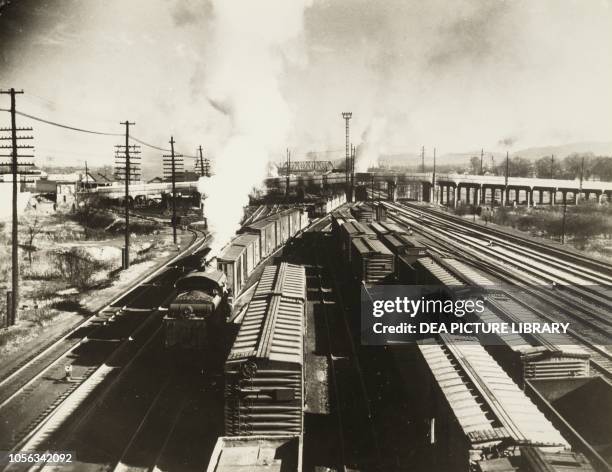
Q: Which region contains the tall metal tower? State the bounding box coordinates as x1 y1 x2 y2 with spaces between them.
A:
342 112 352 201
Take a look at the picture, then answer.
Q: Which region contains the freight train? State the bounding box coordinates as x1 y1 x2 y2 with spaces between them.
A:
163 203 319 351
217 207 309 298
206 263 306 472
330 204 597 471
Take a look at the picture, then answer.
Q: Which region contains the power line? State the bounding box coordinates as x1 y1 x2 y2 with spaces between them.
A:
12 109 121 136
0 108 198 157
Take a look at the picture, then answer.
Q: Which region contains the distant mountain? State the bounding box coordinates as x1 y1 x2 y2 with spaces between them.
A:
378 142 612 169
509 142 612 160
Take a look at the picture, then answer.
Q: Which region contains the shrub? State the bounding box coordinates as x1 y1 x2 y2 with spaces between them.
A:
53 248 106 290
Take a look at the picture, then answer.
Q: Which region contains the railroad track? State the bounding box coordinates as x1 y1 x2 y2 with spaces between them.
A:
383 203 612 381
384 202 612 319
0 230 209 466
400 200 612 277
397 201 612 289
307 229 382 471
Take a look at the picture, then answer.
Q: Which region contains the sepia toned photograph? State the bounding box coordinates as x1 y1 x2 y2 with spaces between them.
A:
0 1 611 471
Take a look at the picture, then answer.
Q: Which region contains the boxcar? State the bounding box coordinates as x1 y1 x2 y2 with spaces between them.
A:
232 233 261 281
224 263 306 437
242 216 278 259
353 203 375 223
435 258 591 385
351 236 395 284
409 334 572 471
277 210 291 245
217 244 248 297
339 221 377 262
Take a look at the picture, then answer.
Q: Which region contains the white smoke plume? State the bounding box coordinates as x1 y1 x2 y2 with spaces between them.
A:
199 0 311 257
355 117 387 172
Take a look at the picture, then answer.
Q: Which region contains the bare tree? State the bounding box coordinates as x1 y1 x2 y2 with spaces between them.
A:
22 212 43 264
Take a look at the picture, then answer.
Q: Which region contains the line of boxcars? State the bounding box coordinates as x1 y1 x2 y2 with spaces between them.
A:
207 262 306 472
330 204 597 471
217 208 310 298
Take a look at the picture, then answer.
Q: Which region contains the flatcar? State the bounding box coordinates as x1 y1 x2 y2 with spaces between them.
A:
206 435 302 472
224 263 306 437
163 270 229 350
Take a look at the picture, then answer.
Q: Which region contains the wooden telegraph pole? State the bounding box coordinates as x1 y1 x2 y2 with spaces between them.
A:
116 121 139 269
0 88 34 325
163 137 183 245
196 145 210 177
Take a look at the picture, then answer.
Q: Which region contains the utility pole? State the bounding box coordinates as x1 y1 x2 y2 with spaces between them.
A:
371 174 374 202
351 144 356 199
480 148 484 175
505 151 510 206
421 146 425 173
550 155 554 179
85 160 89 192
579 155 585 203
342 112 352 201
196 145 210 177
0 88 33 326
561 198 568 244
163 136 184 245
116 121 138 269
432 147 437 203
286 147 291 200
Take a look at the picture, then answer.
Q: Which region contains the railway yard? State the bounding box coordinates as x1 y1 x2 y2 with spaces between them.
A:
1 194 611 472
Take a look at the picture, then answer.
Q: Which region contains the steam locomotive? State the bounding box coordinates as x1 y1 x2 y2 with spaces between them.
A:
163 269 231 350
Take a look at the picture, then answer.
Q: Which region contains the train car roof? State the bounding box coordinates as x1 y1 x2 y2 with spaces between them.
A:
438 258 588 358
395 233 426 248
253 263 306 301
417 256 465 287
217 244 247 262
352 236 393 256
369 222 388 235
381 233 404 251
420 334 569 449
246 216 277 230
341 220 376 237
379 221 406 234
232 233 260 246
228 265 305 365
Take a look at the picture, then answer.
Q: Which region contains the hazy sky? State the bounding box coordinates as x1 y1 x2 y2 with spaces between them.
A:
0 0 611 170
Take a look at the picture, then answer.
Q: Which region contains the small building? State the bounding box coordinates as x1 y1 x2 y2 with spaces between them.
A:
36 176 80 212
